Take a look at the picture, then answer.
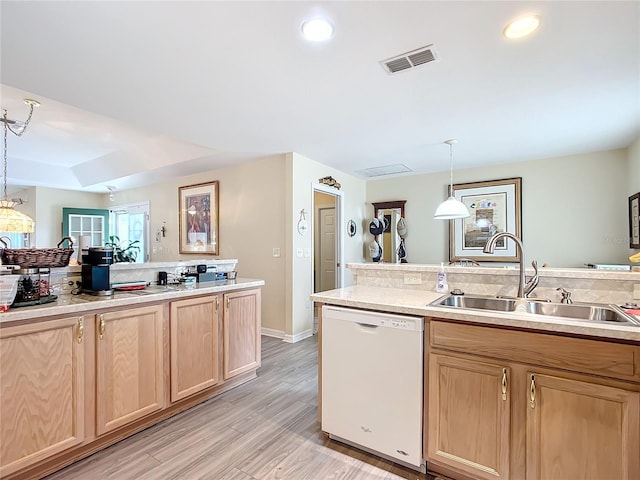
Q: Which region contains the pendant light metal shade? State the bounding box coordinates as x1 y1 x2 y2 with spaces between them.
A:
434 139 470 220
0 100 38 233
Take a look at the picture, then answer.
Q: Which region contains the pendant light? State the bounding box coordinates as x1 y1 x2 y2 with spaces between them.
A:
0 99 39 233
433 139 470 220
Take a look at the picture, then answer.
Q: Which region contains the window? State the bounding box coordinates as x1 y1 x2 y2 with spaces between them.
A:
0 232 30 249
62 208 110 247
109 202 149 263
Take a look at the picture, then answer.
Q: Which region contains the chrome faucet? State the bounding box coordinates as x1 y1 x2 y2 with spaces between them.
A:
557 287 573 304
483 232 527 298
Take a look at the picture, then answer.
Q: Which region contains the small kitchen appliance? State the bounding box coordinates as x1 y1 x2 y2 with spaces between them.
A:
81 247 114 295
184 264 218 283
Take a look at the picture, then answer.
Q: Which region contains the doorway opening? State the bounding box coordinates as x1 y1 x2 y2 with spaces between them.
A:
312 184 344 333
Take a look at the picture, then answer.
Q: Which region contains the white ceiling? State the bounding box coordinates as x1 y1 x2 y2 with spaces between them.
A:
1 1 638 193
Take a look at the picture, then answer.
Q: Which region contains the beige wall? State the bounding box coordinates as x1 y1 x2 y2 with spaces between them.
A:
367 148 630 267
13 186 104 248
287 153 366 340
102 154 288 334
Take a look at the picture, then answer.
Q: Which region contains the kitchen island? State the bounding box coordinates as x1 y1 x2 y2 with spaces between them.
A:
0 278 263 480
313 279 640 480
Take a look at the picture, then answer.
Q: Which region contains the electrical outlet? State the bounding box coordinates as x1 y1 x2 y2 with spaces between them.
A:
404 273 422 285
296 248 303 257
634 284 640 300
273 248 281 257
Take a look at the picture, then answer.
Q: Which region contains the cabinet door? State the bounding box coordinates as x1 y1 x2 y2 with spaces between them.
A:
224 288 261 379
0 317 85 477
428 353 511 480
170 295 221 402
96 304 164 435
526 372 640 480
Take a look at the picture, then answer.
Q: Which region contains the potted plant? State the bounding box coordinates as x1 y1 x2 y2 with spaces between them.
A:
105 235 140 263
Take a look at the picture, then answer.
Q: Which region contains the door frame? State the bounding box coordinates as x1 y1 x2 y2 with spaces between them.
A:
311 183 344 290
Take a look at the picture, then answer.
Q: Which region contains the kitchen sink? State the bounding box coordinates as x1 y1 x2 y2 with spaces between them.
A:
524 302 638 324
438 294 516 312
433 294 640 326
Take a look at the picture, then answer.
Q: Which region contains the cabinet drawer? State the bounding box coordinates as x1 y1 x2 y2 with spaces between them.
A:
429 320 640 382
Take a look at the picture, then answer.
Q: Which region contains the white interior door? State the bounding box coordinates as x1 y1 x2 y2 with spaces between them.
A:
319 206 336 292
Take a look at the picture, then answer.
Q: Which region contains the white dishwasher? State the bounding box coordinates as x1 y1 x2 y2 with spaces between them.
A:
321 305 424 470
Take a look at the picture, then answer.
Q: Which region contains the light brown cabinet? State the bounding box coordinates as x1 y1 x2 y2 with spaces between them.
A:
223 288 261 379
95 304 165 435
526 372 640 480
427 319 640 480
0 316 86 477
428 353 510 480
170 295 221 402
0 285 262 480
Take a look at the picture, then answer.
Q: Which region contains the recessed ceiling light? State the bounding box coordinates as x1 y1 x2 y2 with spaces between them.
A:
301 18 334 42
503 15 541 39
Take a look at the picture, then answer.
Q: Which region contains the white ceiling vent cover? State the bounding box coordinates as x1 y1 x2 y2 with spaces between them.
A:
380 45 439 74
356 164 413 178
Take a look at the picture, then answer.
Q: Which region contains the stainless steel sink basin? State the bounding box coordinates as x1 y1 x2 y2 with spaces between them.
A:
433 294 640 326
524 302 638 324
438 295 516 312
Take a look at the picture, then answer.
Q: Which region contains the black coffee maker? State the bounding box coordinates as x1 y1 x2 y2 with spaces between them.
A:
81 247 114 295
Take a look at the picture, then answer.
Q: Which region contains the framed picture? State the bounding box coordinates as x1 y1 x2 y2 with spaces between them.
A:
179 181 219 254
449 177 522 262
630 192 640 249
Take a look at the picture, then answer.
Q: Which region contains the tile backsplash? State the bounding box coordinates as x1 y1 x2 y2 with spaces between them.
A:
348 263 640 306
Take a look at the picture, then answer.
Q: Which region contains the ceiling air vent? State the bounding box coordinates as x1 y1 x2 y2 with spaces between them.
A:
356 164 413 178
380 45 439 74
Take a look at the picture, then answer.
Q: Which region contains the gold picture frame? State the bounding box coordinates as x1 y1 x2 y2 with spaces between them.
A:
449 177 522 262
179 181 219 255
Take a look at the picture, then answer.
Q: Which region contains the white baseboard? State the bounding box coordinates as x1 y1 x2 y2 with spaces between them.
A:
283 329 314 343
261 327 285 339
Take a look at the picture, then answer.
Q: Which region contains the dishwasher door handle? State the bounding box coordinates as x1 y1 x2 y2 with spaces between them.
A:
356 322 379 329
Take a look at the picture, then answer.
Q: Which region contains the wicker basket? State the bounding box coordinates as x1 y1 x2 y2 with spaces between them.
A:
0 237 75 268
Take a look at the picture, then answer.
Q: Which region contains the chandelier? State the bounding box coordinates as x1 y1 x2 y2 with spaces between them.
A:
0 99 39 233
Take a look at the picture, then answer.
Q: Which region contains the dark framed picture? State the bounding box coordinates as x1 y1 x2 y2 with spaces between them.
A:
449 177 522 262
630 192 640 249
179 181 219 254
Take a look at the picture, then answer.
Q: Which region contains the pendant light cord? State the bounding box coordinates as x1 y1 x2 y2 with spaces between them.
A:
2 102 37 202
448 141 454 196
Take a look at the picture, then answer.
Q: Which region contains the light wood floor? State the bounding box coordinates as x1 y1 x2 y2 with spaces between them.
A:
45 335 434 480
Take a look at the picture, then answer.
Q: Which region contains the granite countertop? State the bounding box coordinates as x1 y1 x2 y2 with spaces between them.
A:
0 278 265 325
311 285 640 343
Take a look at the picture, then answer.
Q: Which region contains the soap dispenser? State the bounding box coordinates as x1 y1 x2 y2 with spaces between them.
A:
436 263 448 293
